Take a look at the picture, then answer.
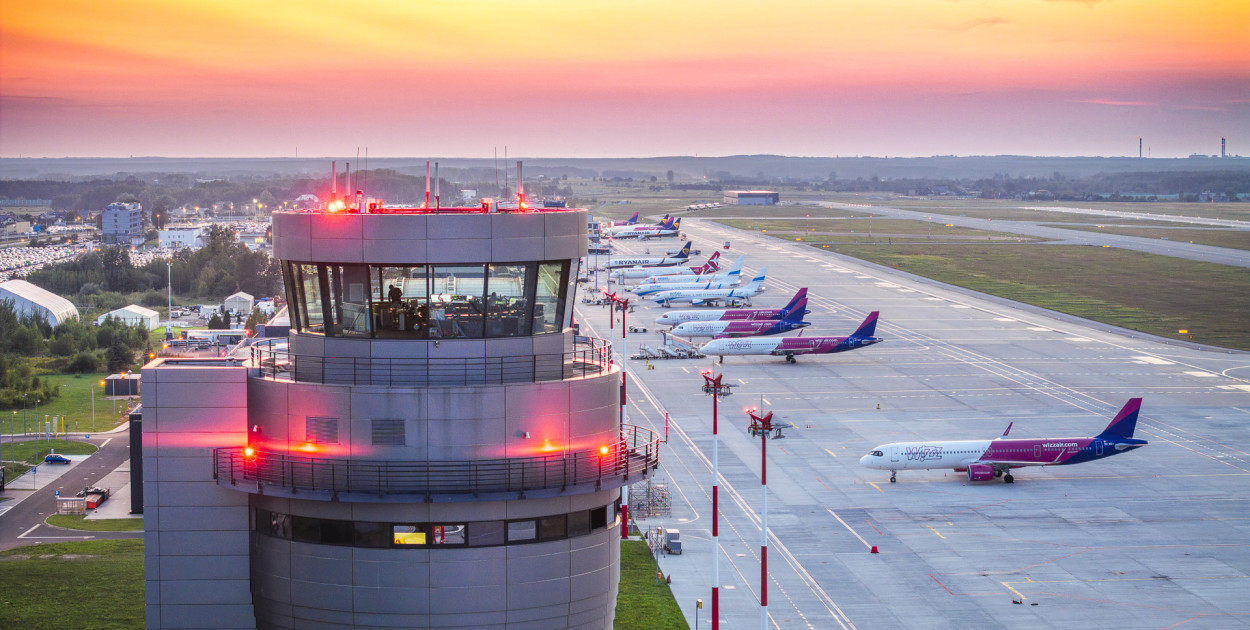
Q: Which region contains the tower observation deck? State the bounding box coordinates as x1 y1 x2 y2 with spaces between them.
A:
142 199 658 629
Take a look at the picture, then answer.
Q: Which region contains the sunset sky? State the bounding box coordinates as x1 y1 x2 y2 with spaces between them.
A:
2 0 1247 159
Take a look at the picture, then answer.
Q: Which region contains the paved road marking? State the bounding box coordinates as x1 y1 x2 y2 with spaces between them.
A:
826 508 873 549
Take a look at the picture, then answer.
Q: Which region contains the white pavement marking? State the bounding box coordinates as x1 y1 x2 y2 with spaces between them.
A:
825 508 873 550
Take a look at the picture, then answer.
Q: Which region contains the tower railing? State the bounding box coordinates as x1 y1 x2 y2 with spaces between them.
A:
250 337 613 386
213 425 660 501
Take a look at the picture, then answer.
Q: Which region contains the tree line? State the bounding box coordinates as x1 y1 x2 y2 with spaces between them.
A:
24 226 283 303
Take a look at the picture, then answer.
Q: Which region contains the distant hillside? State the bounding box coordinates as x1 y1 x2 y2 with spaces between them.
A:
3 155 1248 182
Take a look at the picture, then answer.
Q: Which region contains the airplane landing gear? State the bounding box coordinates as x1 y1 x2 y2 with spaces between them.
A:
718 355 724 364
785 355 796 364
1003 474 1014 483
889 473 897 483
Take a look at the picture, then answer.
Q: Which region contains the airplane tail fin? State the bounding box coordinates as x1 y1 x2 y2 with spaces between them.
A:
673 241 692 259
781 302 807 324
727 255 745 274
780 288 808 314
850 311 880 339
626 212 639 224
743 267 767 292
1096 398 1143 440
672 217 681 230
660 216 675 229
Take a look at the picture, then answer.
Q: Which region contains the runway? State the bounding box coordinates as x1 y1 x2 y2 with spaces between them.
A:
576 219 1250 629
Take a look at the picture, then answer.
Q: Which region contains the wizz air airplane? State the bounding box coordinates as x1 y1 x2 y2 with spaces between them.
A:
605 241 692 269
859 398 1148 484
670 297 808 339
612 251 721 280
655 288 810 326
649 268 767 307
700 310 881 363
630 269 742 296
609 212 639 226
603 216 680 239
637 254 743 285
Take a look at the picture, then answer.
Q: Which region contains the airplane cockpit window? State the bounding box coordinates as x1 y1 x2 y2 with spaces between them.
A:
871 450 883 457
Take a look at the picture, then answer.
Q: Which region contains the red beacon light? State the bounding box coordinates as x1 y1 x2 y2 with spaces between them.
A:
598 445 610 457
243 446 256 458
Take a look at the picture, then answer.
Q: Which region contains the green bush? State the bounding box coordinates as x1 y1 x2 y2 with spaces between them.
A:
66 351 102 373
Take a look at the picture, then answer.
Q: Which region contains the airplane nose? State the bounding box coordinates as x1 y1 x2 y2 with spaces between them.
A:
858 454 870 466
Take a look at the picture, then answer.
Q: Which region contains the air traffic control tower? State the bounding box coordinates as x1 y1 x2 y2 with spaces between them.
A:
142 198 659 629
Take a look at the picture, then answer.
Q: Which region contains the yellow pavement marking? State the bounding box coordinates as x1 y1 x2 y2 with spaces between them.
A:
1002 583 1027 601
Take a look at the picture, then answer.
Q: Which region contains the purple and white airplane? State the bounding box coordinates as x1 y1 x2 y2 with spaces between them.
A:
655 288 810 326
699 310 881 363
860 398 1149 484
670 297 809 338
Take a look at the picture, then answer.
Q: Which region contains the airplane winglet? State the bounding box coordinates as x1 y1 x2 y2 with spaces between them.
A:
1096 398 1143 440
1000 422 1013 438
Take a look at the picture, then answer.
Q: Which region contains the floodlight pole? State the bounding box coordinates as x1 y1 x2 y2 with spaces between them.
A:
748 408 775 630
702 369 732 630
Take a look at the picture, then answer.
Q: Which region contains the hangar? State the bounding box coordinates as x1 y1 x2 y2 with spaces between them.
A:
96 304 160 330
0 279 79 325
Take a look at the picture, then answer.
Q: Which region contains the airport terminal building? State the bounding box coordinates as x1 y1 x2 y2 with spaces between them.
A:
142 202 658 628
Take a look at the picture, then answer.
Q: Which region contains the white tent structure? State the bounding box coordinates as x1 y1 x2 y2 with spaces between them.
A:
224 291 254 315
96 304 160 330
0 279 79 325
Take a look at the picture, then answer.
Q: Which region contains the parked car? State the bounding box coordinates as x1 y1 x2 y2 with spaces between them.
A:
44 453 71 465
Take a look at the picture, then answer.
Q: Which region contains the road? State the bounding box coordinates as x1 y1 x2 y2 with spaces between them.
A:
0 427 142 552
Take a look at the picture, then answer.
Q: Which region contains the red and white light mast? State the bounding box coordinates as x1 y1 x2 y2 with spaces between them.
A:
701 369 733 630
747 407 775 629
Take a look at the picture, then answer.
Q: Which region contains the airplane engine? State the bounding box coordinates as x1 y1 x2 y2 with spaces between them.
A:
967 463 995 482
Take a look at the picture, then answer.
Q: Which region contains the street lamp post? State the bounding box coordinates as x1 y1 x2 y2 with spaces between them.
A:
701 369 734 630
747 408 776 630
60 384 67 434
167 261 173 335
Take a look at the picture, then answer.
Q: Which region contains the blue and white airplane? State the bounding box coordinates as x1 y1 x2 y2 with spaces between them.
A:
630 269 742 296
649 268 766 307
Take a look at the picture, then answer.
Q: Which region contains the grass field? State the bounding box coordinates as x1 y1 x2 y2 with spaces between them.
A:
45 514 144 532
717 218 1039 241
1 438 97 463
2 372 133 436
615 539 689 629
817 243 1250 350
820 195 1250 223
1046 224 1250 251
0 539 144 629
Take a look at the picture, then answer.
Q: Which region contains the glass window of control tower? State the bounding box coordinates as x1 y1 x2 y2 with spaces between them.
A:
533 262 566 335
294 264 325 334
376 265 430 338
288 261 567 339
486 264 529 337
